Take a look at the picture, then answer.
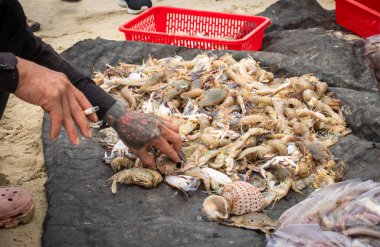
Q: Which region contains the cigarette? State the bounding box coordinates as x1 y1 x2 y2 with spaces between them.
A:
84 106 99 115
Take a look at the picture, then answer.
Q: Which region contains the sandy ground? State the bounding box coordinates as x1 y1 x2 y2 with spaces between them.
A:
0 0 335 246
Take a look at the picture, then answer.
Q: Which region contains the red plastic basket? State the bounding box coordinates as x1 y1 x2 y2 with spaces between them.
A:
336 0 380 38
119 6 271 51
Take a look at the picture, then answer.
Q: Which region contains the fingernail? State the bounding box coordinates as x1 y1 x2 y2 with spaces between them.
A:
88 129 92 138
75 137 80 145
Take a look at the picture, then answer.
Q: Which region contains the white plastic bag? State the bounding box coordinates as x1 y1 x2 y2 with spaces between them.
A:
268 180 380 246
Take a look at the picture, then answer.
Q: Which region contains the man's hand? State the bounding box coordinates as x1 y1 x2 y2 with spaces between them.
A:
14 57 98 144
105 103 181 169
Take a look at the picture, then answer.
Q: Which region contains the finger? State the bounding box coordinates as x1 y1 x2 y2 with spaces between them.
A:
160 116 172 122
67 89 91 138
70 84 98 122
163 121 179 132
48 105 64 140
161 126 182 154
61 93 80 145
130 148 156 169
153 137 180 163
171 141 182 155
172 140 182 155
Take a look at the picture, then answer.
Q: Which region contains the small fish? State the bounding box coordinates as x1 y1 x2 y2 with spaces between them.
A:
165 175 201 199
220 213 277 237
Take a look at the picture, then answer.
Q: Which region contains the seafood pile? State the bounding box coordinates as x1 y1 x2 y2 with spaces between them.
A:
94 53 351 235
269 180 380 246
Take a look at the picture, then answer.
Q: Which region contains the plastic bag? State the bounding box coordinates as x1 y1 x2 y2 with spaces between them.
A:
267 224 357 247
268 180 380 246
277 180 379 227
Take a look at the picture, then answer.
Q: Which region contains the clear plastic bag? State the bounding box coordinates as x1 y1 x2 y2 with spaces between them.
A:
267 224 357 247
269 180 380 247
277 180 379 227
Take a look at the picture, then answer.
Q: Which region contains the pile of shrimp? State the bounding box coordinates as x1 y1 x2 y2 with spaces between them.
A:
94 52 351 207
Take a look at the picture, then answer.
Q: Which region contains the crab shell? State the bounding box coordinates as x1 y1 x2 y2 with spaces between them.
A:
165 175 200 198
202 195 230 222
156 154 178 176
202 167 232 185
222 181 264 215
198 89 228 107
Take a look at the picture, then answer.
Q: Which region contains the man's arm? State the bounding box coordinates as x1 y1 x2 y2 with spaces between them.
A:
0 0 115 119
0 0 181 166
21 29 116 119
0 53 18 94
15 16 182 166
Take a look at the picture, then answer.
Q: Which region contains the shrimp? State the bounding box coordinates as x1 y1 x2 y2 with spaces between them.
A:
255 78 292 96
307 97 345 124
179 121 198 136
180 88 205 99
302 89 318 103
213 128 269 169
219 53 237 65
296 108 329 122
246 96 273 106
237 145 274 161
200 130 231 149
315 81 328 98
313 168 335 188
284 107 297 120
286 98 304 109
267 139 288 156
211 150 227 169
297 148 315 178
120 86 137 109
291 174 316 193
236 94 246 115
220 95 235 108
263 177 293 208
197 115 211 130
226 128 269 158
198 147 225 167
182 145 208 171
239 114 270 126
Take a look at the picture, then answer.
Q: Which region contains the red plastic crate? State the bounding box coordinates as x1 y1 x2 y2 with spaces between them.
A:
119 6 271 51
336 0 380 38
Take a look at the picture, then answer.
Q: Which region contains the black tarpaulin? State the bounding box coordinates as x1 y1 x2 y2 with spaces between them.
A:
42 0 380 246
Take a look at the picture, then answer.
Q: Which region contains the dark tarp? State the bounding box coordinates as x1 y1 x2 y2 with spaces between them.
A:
42 0 380 246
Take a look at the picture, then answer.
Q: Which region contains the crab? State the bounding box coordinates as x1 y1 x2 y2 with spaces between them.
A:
260 156 299 180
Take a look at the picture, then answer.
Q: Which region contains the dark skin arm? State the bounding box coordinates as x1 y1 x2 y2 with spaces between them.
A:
15 56 97 144
104 102 182 169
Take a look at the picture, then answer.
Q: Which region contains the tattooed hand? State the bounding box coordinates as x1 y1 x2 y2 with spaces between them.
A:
104 102 181 169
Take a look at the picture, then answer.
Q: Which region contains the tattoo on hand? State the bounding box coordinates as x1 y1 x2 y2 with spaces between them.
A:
111 111 163 149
